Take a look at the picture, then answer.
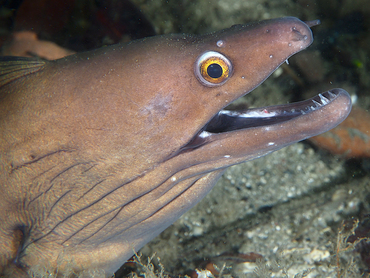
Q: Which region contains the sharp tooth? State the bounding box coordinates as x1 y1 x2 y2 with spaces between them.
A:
328 91 336 99
312 100 322 107
319 94 330 105
285 59 289 65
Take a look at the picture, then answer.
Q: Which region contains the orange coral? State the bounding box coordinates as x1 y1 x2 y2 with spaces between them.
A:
1 31 74 60
308 106 370 158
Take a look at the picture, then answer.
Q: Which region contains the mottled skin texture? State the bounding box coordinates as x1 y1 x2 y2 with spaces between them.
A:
0 17 351 277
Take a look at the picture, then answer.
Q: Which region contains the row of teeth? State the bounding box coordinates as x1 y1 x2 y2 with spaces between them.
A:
220 91 336 118
201 91 337 138
310 91 335 111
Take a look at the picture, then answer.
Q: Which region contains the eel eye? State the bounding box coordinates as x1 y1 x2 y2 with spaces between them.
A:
195 51 233 87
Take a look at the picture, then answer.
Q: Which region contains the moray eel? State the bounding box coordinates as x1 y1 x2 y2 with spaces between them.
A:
0 17 351 277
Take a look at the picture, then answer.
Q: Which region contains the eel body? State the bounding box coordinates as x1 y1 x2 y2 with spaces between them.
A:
0 17 351 277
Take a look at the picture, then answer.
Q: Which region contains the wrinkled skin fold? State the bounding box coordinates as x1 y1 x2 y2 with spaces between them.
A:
0 17 351 277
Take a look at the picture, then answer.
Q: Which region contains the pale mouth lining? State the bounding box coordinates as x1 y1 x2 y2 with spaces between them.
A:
181 90 339 152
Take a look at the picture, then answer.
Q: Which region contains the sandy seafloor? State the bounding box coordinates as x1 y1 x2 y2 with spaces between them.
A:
1 0 370 277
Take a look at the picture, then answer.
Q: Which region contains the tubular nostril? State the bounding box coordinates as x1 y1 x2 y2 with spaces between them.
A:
304 19 321 27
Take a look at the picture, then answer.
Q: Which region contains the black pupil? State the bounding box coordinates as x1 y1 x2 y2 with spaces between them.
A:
207 63 223 78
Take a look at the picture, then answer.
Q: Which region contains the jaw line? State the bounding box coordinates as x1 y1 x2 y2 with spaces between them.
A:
178 89 351 153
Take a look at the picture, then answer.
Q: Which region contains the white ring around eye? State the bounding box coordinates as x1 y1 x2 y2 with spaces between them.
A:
194 51 233 87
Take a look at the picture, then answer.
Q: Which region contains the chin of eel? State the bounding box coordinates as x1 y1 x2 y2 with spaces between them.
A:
0 17 351 277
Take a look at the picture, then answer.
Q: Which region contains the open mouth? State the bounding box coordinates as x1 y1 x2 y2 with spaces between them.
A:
204 91 335 133
180 89 349 152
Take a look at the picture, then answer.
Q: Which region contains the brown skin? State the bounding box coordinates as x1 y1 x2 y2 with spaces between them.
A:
0 17 351 277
